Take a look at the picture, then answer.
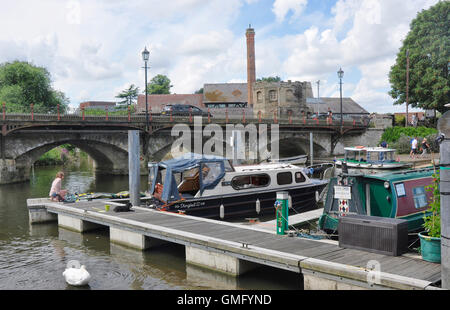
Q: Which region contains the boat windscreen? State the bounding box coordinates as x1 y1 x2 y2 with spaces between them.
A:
199 161 226 192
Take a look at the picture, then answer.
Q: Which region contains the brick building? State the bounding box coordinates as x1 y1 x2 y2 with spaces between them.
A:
79 101 116 111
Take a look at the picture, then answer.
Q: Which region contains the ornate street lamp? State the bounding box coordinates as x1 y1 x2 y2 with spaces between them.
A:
337 67 344 134
142 47 150 131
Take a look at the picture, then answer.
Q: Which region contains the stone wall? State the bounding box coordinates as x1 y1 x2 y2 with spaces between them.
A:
252 81 313 118
334 128 384 155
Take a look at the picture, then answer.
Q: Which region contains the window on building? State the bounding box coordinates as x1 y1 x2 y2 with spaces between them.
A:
286 89 294 101
277 172 292 185
231 174 270 190
257 91 263 102
413 186 428 209
269 90 277 101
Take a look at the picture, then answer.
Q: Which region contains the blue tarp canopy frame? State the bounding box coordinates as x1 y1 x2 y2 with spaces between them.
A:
150 153 227 203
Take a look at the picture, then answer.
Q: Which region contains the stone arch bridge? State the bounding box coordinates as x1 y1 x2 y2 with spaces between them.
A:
0 113 373 184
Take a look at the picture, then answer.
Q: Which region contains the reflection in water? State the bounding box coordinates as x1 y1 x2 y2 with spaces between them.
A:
0 160 300 290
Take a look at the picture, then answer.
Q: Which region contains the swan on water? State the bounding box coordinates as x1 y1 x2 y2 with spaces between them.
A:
63 260 91 286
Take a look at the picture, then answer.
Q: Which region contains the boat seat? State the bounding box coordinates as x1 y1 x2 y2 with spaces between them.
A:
178 172 200 193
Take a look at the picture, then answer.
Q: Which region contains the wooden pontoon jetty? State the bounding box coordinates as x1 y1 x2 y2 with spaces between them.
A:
27 198 442 290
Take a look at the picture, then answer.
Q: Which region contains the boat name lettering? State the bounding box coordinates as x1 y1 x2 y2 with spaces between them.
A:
175 201 206 209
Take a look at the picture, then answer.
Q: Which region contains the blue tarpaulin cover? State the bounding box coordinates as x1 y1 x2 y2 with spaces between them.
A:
150 153 227 203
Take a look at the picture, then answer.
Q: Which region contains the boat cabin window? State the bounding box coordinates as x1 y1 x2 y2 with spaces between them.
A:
295 171 306 183
277 172 292 185
201 162 222 185
413 186 428 209
224 160 234 172
231 174 270 190
345 150 365 162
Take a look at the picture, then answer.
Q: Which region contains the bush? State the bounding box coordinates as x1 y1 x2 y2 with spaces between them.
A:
380 126 438 144
423 171 440 238
35 148 64 166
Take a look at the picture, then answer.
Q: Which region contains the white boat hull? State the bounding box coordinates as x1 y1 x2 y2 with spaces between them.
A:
336 160 412 169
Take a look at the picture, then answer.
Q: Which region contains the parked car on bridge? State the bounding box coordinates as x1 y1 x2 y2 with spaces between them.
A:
161 104 210 117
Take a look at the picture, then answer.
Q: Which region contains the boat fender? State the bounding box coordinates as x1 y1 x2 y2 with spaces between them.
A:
255 199 260 214
315 191 319 202
220 204 225 219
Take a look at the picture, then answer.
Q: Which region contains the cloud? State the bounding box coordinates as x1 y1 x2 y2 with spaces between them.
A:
272 0 308 23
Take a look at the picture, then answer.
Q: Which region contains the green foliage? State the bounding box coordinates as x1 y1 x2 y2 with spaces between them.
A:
257 76 282 83
115 84 139 106
423 171 440 238
145 74 173 94
388 1 450 113
35 148 65 166
194 88 203 94
83 106 135 116
0 61 69 113
394 114 406 127
380 126 438 143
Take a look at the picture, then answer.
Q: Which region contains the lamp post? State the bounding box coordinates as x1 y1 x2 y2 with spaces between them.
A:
337 67 344 134
142 47 150 132
406 49 410 127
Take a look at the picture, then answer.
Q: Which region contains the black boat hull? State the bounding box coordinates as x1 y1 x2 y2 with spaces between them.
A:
159 182 327 220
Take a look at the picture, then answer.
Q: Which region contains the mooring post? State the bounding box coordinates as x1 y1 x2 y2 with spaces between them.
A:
438 109 450 289
128 130 141 207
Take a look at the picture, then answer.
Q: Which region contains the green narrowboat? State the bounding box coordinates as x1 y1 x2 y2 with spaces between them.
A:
318 167 437 233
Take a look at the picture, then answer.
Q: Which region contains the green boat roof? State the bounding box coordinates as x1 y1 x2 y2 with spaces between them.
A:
363 166 436 182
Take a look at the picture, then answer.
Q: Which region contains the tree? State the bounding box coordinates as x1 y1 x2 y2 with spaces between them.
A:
145 74 173 94
256 76 282 83
0 61 69 113
116 84 139 106
388 1 450 114
194 87 203 94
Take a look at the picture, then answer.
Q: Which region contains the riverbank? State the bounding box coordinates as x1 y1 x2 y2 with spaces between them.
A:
34 146 88 167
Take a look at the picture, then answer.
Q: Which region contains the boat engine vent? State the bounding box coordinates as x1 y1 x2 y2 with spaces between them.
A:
338 215 408 256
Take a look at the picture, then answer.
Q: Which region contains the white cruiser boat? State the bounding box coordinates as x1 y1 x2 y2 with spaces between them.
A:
146 153 328 219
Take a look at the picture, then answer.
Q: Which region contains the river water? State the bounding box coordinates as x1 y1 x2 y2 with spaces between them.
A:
0 161 301 290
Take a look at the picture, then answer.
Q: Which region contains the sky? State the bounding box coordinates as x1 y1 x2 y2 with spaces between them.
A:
0 0 440 113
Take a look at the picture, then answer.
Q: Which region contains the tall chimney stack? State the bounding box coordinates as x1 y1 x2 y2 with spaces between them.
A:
246 25 256 108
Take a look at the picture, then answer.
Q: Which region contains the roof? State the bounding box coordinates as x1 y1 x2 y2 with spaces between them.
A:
136 94 204 113
345 146 396 152
158 152 228 172
306 97 369 115
203 83 247 103
364 167 435 182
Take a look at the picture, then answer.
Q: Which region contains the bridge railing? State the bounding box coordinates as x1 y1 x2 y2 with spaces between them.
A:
1 108 371 131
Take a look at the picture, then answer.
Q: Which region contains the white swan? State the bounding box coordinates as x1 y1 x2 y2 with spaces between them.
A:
63 261 91 286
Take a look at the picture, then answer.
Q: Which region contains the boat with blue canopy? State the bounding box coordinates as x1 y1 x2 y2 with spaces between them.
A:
146 152 328 219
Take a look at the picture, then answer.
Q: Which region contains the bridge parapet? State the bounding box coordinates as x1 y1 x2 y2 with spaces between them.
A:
1 112 370 135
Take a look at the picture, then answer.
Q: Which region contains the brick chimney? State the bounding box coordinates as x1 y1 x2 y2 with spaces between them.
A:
246 25 256 108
